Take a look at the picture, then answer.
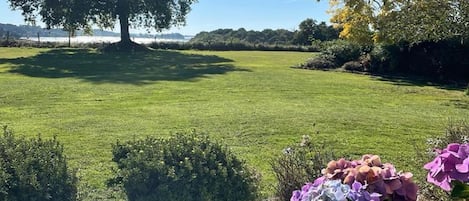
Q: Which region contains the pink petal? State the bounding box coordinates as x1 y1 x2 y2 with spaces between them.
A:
427 172 452 191
424 158 441 170
455 157 469 173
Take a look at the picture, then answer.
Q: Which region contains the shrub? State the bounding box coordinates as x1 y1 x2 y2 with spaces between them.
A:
341 61 363 72
369 44 402 73
111 133 260 201
428 120 469 147
271 135 335 201
466 84 468 95
298 53 337 69
322 40 363 66
0 126 77 201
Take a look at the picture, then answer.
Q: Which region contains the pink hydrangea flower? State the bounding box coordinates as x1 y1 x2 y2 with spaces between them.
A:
424 143 469 191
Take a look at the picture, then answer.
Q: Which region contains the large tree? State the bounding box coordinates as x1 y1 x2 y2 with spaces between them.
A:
326 0 469 44
8 0 197 45
293 18 339 45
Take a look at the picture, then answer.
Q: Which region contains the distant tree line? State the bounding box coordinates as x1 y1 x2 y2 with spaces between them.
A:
189 19 340 46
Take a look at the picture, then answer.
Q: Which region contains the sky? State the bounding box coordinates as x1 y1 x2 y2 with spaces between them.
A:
0 0 331 35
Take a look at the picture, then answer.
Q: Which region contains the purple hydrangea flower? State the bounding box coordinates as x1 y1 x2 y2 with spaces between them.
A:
424 143 469 191
291 176 326 201
347 181 381 201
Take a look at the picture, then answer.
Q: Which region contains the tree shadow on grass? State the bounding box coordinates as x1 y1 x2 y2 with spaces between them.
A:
0 49 248 85
370 73 467 91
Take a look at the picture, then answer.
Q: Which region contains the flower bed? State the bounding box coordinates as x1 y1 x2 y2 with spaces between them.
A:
290 144 469 201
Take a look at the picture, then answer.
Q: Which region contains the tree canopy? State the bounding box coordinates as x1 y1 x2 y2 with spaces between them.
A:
327 0 469 45
294 18 340 45
8 0 197 45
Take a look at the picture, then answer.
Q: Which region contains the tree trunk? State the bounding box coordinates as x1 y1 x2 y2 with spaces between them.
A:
68 31 71 48
118 0 131 44
119 14 131 43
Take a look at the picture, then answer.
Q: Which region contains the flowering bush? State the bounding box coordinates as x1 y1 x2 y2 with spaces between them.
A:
424 143 469 198
291 155 419 201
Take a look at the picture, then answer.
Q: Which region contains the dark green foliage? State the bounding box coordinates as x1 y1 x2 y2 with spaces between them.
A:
0 39 110 48
190 20 339 47
111 133 260 201
293 19 340 45
342 61 364 72
150 41 319 52
190 28 296 46
466 85 469 95
0 127 77 201
322 40 363 66
296 40 366 70
370 41 469 81
271 135 335 201
369 44 401 73
451 180 469 198
0 39 318 52
298 54 337 69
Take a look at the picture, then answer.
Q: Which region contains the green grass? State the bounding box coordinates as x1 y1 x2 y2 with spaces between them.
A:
0 47 468 200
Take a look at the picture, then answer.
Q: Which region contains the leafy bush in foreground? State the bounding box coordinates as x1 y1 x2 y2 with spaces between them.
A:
0 127 77 201
111 133 260 201
271 135 335 201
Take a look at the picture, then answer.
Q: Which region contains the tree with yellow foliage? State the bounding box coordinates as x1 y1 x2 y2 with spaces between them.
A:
325 0 469 45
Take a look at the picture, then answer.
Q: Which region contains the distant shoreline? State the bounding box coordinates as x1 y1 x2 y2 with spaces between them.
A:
20 36 191 44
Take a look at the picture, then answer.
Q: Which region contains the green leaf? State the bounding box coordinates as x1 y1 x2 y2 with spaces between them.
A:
451 180 469 199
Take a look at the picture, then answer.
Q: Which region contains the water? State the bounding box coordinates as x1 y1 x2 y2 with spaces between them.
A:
20 36 190 44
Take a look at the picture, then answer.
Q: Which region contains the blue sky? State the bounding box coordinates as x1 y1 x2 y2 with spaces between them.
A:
0 0 331 35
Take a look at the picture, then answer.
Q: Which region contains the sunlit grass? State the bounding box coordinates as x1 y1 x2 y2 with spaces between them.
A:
0 47 468 200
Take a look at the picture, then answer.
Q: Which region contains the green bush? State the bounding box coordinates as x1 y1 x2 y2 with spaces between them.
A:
368 44 400 73
111 133 260 201
0 127 77 201
271 135 335 201
342 61 364 72
428 120 469 146
322 40 363 66
298 53 337 69
466 84 468 95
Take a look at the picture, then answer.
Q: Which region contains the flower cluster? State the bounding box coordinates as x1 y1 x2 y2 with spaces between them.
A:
291 177 350 201
424 143 469 191
291 155 419 201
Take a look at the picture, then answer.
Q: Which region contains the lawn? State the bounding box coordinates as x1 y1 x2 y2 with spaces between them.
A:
0 47 468 200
